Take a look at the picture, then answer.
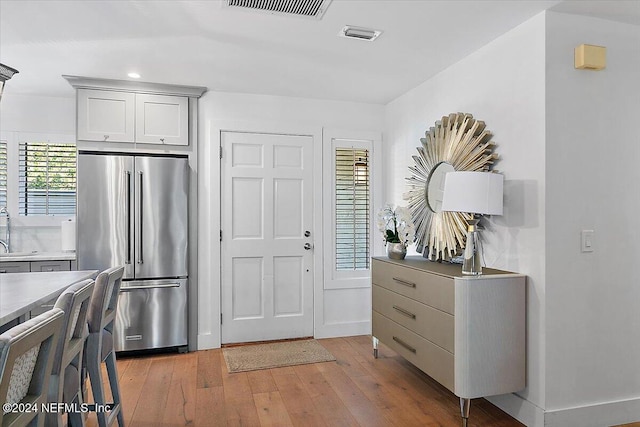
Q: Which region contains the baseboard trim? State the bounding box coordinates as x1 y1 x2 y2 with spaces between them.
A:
486 393 545 427
544 396 640 427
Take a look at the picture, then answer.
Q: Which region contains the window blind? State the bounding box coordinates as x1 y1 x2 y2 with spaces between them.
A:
0 140 6 208
18 142 76 216
335 148 370 270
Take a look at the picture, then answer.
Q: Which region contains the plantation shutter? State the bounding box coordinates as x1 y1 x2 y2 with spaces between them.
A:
0 140 6 208
18 142 76 216
335 148 370 270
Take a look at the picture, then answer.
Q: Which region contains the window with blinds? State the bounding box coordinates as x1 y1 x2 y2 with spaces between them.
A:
18 142 76 216
335 148 370 270
0 140 7 208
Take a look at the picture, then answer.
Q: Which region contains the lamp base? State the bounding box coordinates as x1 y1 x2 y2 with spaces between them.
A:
462 219 482 275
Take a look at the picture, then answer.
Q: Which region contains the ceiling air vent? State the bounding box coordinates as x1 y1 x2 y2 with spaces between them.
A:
338 25 382 42
226 0 332 20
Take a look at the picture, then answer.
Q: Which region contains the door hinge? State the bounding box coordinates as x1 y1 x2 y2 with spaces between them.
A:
220 313 223 325
219 146 223 159
220 230 222 241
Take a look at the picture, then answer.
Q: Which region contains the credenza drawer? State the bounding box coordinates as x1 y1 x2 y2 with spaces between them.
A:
372 259 454 314
373 284 454 354
373 311 454 392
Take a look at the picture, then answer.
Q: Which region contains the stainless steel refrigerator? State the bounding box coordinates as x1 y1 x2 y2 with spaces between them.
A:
77 151 189 352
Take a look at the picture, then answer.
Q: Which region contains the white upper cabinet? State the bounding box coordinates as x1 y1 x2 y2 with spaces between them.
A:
77 89 135 142
135 94 188 145
67 75 206 146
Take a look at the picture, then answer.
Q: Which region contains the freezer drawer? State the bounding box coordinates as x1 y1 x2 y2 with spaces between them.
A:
114 278 187 351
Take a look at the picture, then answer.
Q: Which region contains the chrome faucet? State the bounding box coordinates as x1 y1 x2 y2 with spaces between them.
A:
0 206 9 253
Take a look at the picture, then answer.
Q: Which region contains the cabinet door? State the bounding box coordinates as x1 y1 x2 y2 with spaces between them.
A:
77 89 135 142
29 260 71 272
135 94 189 145
0 262 30 273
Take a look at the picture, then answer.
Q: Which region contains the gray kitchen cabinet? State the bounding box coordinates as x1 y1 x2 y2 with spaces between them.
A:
29 260 73 317
77 89 136 142
76 89 188 146
30 260 72 272
0 261 30 273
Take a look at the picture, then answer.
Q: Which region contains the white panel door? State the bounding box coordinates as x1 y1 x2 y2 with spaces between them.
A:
221 131 314 344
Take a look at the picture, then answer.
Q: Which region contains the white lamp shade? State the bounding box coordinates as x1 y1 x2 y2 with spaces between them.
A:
441 171 504 215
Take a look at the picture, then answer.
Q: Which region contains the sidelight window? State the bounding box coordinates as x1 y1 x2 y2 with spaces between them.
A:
335 148 370 271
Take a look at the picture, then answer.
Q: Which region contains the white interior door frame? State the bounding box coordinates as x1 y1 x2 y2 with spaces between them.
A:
198 120 322 349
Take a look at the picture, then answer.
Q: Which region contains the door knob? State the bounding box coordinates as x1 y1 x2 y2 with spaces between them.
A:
304 243 313 250
304 230 311 237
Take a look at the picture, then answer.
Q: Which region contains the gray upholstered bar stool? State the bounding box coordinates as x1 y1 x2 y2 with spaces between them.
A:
0 308 64 427
46 279 95 427
84 266 124 427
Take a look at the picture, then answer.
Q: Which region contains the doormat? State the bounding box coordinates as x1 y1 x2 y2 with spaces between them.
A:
222 339 335 373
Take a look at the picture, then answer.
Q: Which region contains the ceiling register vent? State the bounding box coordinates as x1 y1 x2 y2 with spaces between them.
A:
226 0 332 19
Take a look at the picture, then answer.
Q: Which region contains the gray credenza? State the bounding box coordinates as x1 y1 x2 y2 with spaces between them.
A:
372 256 525 426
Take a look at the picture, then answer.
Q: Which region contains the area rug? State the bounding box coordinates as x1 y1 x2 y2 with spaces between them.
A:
222 339 336 373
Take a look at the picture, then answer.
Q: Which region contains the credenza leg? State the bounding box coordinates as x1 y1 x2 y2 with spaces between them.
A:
373 336 379 358
460 397 471 427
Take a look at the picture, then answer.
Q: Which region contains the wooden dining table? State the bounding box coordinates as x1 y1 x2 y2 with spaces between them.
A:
0 270 98 330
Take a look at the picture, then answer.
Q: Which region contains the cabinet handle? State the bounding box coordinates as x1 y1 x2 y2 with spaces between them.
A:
392 336 417 353
392 277 416 288
160 138 165 143
393 305 416 319
103 135 110 141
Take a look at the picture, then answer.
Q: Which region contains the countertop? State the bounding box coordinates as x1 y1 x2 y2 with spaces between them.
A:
0 251 76 262
0 270 97 326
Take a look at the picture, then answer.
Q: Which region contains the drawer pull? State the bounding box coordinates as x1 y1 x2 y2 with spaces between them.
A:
393 305 416 319
392 336 417 353
392 277 416 288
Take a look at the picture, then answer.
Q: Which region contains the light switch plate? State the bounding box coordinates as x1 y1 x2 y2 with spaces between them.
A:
581 230 594 252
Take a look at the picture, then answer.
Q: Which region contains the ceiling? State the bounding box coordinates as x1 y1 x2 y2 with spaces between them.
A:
0 0 638 104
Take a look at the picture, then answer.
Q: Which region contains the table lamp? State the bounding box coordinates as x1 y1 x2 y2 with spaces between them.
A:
441 171 503 275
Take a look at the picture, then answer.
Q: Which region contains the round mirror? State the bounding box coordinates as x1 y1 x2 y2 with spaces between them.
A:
426 162 455 213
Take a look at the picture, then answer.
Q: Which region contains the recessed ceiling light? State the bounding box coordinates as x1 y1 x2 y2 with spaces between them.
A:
338 25 382 42
128 72 141 79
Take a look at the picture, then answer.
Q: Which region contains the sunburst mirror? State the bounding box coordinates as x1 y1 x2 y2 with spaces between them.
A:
404 113 499 260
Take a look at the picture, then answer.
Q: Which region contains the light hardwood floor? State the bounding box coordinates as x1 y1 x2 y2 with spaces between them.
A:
85 336 639 427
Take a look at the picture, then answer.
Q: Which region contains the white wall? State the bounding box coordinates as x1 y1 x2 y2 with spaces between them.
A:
384 12 547 421
0 94 76 252
544 11 640 425
197 91 384 349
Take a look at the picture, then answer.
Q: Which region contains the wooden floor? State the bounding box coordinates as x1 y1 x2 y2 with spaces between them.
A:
84 336 639 427
85 336 521 427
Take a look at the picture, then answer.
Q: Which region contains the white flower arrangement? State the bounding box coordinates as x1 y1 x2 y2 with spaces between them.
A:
376 204 416 246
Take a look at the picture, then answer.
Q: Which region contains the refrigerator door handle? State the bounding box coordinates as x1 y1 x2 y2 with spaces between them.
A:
125 171 132 265
137 171 144 265
121 283 181 291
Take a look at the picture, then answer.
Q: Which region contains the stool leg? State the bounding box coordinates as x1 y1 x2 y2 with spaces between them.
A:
87 349 108 427
105 351 124 426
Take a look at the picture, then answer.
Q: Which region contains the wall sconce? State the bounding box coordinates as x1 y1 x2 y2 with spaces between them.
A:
441 171 504 275
0 63 19 100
